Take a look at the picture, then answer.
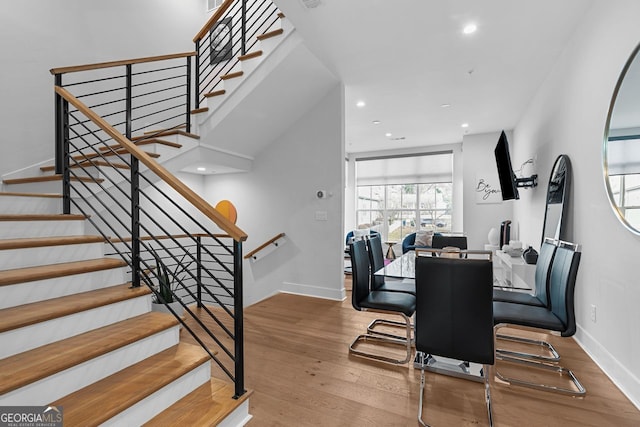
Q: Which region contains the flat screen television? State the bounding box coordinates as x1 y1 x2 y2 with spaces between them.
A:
494 130 519 200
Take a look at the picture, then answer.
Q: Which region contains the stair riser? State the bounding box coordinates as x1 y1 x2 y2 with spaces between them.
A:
0 242 105 270
218 401 252 427
221 76 243 94
0 220 85 239
0 295 152 359
0 267 127 309
0 325 180 406
257 31 286 55
102 361 211 427
0 196 61 215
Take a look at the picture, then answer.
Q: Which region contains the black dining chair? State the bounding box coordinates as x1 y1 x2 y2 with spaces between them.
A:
367 235 415 295
493 241 585 396
431 234 468 251
365 235 416 340
493 239 561 362
349 239 416 365
414 251 494 426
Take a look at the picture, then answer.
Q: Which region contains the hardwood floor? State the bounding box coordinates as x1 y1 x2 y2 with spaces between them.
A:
192 278 640 426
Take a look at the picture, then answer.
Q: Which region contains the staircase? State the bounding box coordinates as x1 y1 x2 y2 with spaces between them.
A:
0 192 250 426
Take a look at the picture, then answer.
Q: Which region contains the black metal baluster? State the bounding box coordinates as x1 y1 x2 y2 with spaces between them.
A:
195 39 201 109
61 97 71 215
197 236 203 307
186 56 192 133
241 0 247 56
233 240 245 398
126 64 141 288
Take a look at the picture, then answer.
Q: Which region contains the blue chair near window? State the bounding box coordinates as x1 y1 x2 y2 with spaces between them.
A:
402 232 442 253
345 229 380 246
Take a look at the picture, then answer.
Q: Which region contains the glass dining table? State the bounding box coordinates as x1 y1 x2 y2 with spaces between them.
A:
374 250 486 383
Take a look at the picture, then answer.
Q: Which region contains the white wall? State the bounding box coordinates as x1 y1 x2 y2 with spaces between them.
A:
0 0 207 176
514 0 640 407
462 131 516 250
203 85 345 306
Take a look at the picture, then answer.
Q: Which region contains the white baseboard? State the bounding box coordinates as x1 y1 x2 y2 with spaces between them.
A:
574 324 640 410
280 281 346 301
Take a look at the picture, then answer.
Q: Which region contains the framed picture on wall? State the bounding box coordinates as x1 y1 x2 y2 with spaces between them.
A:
210 17 233 65
475 172 502 204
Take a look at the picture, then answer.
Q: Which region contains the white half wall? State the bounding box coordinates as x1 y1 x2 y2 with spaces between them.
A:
0 0 208 177
514 0 640 408
203 85 345 306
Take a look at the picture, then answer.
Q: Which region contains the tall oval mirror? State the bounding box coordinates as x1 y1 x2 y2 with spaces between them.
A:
604 43 640 234
542 154 571 243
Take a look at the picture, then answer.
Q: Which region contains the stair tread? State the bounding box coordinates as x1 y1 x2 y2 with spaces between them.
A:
3 175 104 185
0 214 85 221
73 150 160 160
191 107 209 114
0 234 105 250
99 138 182 152
204 89 226 98
134 129 200 140
0 257 126 287
51 342 209 426
41 161 131 172
220 71 243 80
0 283 150 333
0 192 61 198
0 312 179 395
257 28 284 41
144 378 252 426
238 50 263 61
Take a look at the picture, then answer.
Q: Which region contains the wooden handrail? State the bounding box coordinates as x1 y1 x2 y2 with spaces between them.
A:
50 52 196 75
194 0 236 42
55 85 247 242
244 232 285 259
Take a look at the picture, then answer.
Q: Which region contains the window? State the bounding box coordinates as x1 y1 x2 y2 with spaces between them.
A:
207 0 225 11
354 153 453 243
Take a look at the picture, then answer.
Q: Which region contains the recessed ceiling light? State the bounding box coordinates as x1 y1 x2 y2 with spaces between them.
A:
372 120 381 125
356 100 366 108
385 132 392 137
463 23 477 34
461 123 469 128
197 167 206 172
440 103 451 108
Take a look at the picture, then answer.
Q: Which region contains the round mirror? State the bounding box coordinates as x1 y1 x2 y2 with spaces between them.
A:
604 43 640 234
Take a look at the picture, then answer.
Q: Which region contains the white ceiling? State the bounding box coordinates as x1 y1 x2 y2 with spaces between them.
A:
276 0 594 154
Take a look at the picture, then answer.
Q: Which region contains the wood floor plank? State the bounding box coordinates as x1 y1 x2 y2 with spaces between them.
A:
183 287 640 426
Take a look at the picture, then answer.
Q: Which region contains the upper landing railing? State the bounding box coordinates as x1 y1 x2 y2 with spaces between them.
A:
193 0 281 108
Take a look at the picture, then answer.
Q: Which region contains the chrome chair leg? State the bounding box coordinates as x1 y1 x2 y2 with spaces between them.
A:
495 354 586 396
349 311 413 365
484 364 494 427
367 317 414 342
418 361 494 426
418 368 430 427
496 331 560 362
